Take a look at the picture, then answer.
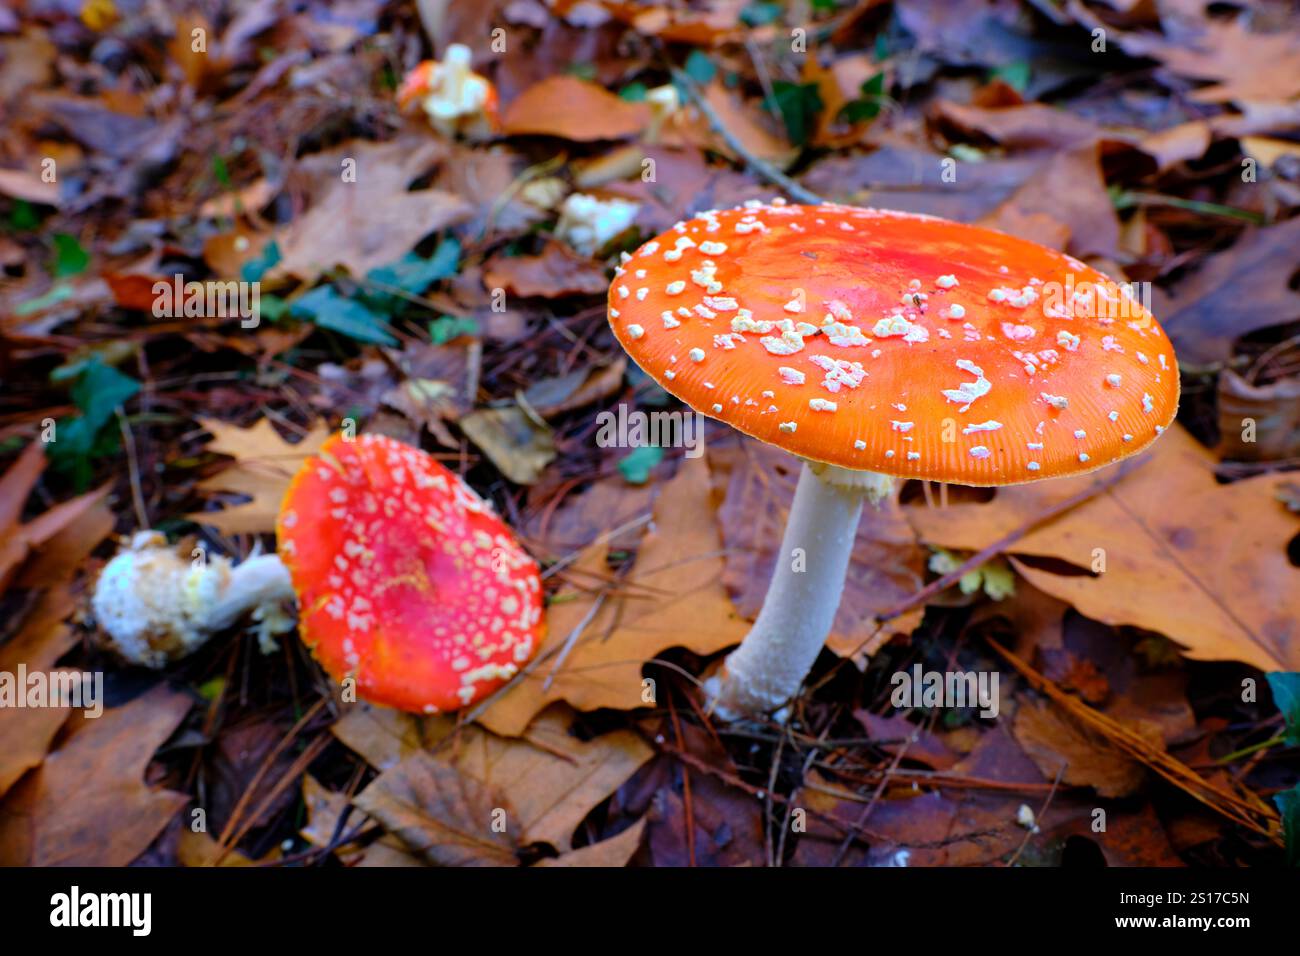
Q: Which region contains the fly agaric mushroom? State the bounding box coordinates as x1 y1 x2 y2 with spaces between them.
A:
93 433 543 712
277 432 544 713
398 43 500 141
93 531 294 668
605 199 1179 718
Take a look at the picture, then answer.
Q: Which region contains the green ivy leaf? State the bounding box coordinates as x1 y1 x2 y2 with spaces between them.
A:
741 2 782 26
429 314 479 344
9 199 39 231
47 358 140 490
71 358 141 433
684 50 717 86
1267 672 1300 745
366 239 460 297
618 445 663 485
52 233 90 278
291 285 397 346
240 240 281 283
840 71 886 123
989 61 1031 93
770 81 823 147
1275 784 1300 866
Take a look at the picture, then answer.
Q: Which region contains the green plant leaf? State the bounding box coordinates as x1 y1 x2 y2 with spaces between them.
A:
15 282 74 316
1276 784 1300 866
989 61 1031 93
429 314 479 344
51 233 89 278
9 199 39 231
770 81 823 146
72 358 141 432
840 71 886 123
46 358 140 490
240 239 281 283
618 445 663 485
367 239 460 297
291 285 397 346
741 2 782 26
1267 672 1300 745
684 50 717 86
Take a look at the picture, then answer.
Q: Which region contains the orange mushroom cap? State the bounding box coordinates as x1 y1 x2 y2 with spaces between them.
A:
276 433 543 713
396 61 437 112
396 54 501 134
607 201 1179 485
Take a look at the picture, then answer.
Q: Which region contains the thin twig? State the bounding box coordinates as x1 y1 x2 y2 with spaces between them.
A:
1004 764 1064 867
116 408 149 528
670 68 826 205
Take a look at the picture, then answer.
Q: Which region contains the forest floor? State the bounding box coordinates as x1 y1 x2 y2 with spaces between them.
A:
0 0 1298 867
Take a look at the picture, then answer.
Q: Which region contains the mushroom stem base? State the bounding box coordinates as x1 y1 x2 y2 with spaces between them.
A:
207 554 295 633
706 460 883 720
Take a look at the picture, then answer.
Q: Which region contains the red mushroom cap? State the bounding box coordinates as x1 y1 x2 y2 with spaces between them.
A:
277 433 544 713
607 201 1180 485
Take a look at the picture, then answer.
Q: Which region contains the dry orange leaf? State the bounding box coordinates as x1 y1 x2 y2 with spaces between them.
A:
1012 699 1154 798
0 442 111 593
482 242 609 298
0 686 191 866
908 424 1300 672
535 817 647 866
501 75 649 141
478 455 750 736
272 137 472 282
337 704 651 852
188 416 330 535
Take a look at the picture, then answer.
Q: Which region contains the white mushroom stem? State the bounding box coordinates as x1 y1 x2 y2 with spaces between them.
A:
205 554 294 632
706 461 892 719
92 532 295 668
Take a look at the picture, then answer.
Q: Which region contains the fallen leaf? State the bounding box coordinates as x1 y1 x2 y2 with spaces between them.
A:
272 136 473 282
0 686 191 866
521 358 626 419
188 416 330 534
300 775 420 866
459 404 557 485
353 751 520 866
1128 19 1300 104
334 703 652 852
931 101 1100 150
1154 218 1300 364
535 817 647 866
0 482 110 595
1216 368 1300 462
907 424 1300 672
854 711 959 770
483 242 610 298
801 145 1050 222
1138 120 1212 171
501 75 649 141
0 167 59 206
478 454 750 735
978 141 1121 259
177 829 256 866
1013 698 1153 797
